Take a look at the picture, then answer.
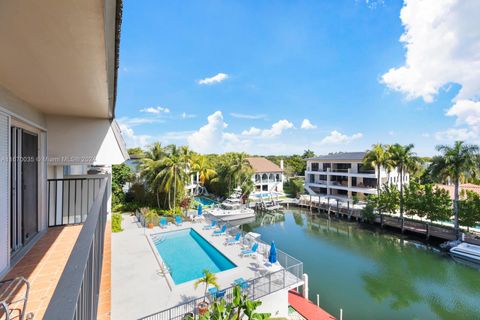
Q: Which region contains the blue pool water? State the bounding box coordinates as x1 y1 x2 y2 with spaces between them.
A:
152 229 236 284
194 196 218 207
252 192 282 199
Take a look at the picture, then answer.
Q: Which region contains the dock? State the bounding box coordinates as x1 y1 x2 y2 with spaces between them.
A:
288 290 336 320
295 198 480 245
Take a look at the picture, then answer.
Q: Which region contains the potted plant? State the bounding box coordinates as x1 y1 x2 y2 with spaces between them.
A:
194 269 219 315
141 207 156 229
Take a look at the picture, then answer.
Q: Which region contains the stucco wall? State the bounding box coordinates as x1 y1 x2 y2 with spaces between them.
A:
0 85 46 129
258 289 289 318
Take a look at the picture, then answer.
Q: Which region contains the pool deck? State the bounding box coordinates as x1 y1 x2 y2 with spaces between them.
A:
112 214 296 319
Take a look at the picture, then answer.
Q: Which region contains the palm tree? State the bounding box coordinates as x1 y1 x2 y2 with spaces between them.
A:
230 153 251 190
158 148 187 211
140 143 166 208
194 269 219 302
363 144 391 196
430 141 479 238
192 155 216 186
389 144 419 231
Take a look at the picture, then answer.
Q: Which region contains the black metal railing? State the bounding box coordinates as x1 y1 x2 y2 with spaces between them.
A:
44 177 108 320
47 177 104 226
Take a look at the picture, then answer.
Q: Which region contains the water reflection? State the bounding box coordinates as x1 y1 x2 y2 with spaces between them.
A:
245 210 480 320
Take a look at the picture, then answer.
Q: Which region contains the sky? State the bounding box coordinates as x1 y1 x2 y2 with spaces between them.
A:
116 0 480 156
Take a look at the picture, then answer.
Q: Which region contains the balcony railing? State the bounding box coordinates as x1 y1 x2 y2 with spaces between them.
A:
139 227 303 320
44 177 109 320
47 177 104 226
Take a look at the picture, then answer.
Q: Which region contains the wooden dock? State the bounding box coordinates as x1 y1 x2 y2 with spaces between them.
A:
294 199 480 245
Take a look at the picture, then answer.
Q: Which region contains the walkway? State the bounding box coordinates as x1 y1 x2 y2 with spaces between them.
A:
288 290 335 320
2 225 82 319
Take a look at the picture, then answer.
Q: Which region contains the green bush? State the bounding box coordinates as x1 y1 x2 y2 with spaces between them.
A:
112 213 123 232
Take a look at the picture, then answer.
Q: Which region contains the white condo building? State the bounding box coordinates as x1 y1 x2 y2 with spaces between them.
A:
304 152 408 200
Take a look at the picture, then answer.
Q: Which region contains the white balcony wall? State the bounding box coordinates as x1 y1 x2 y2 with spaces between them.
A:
47 115 126 166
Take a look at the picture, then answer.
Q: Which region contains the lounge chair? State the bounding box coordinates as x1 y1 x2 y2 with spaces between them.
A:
234 277 250 290
241 243 258 257
203 220 217 230
212 225 227 236
207 287 225 300
159 218 168 228
225 233 241 245
175 216 182 226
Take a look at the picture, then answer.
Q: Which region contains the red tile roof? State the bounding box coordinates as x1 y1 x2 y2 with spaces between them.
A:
435 183 480 200
246 157 283 173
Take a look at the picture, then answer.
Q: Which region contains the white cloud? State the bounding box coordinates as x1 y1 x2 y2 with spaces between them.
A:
319 130 363 145
118 122 153 148
117 116 163 127
187 111 230 153
382 0 480 142
382 0 480 103
261 120 294 137
300 119 317 130
241 127 262 136
434 128 477 141
230 113 266 120
181 112 196 119
140 106 170 114
197 73 229 85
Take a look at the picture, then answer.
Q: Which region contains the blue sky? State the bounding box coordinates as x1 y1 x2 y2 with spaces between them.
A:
116 0 480 156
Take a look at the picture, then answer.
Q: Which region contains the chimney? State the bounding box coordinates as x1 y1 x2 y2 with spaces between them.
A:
280 159 284 170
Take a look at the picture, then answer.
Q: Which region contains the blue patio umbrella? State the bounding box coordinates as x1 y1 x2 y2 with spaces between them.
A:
268 241 277 264
198 204 203 216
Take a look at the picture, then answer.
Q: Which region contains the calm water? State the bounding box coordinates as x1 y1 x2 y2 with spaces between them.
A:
244 209 480 320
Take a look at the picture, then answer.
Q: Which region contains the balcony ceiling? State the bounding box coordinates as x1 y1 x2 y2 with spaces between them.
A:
0 0 117 118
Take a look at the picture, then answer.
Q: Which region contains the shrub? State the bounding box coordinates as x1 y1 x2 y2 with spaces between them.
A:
112 213 123 232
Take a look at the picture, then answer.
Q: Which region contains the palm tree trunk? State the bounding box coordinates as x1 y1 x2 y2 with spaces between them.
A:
454 178 460 239
156 191 160 208
400 168 404 232
376 165 381 197
168 191 172 210
174 168 177 213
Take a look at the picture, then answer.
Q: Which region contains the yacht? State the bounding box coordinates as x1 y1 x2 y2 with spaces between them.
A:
450 242 480 264
206 188 255 222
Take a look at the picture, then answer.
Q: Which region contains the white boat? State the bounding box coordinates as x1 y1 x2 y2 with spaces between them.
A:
450 242 480 264
206 188 255 222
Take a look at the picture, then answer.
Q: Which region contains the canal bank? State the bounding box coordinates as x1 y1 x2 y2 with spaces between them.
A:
244 209 480 320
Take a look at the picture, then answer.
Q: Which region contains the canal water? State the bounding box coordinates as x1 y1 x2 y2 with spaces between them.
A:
244 209 480 320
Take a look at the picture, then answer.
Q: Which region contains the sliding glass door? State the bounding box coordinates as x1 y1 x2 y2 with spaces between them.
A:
10 127 38 254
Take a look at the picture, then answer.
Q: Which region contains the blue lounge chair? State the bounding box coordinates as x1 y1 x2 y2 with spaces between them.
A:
234 277 250 290
175 216 182 226
159 217 168 228
241 243 258 257
203 220 217 230
212 225 227 236
225 233 241 245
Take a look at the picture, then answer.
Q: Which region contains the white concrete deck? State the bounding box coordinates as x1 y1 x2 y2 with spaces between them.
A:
112 214 298 320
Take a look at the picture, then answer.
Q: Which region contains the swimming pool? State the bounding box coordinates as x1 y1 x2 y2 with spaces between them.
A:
252 192 283 199
151 229 236 284
194 196 218 207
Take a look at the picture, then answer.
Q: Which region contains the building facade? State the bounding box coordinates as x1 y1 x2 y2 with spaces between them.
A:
246 157 284 194
304 152 408 200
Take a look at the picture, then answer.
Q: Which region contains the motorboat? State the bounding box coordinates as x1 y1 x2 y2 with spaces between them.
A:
206 187 255 222
450 242 480 264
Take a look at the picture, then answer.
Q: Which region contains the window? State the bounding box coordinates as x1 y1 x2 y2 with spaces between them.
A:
269 173 275 182
311 163 319 171
262 173 268 181
255 174 260 183
276 174 281 182
309 174 315 183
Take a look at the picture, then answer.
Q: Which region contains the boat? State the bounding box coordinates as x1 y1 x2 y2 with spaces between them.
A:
206 187 255 222
450 242 480 264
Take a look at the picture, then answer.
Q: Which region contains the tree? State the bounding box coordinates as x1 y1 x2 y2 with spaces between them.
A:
140 143 166 208
285 155 306 176
378 184 400 215
194 270 219 302
127 147 144 157
458 190 480 232
302 149 315 159
158 146 187 211
363 144 392 197
192 154 217 186
430 141 479 238
389 143 420 230
112 163 132 207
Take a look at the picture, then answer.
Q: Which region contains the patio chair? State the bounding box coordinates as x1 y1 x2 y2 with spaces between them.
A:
207 287 225 301
225 233 241 245
0 277 34 320
212 225 227 236
175 216 182 226
241 242 258 257
159 217 168 228
233 277 250 290
203 220 217 230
